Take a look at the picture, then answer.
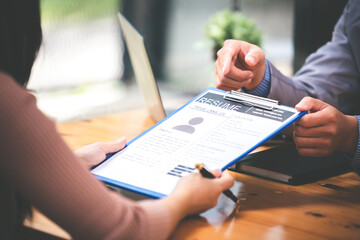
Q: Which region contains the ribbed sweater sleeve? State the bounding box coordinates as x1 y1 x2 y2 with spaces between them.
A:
0 72 171 240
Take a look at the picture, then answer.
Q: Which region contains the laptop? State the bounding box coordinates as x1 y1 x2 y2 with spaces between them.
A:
118 13 167 123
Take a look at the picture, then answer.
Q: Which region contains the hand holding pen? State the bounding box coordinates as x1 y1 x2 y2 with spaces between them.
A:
196 163 240 204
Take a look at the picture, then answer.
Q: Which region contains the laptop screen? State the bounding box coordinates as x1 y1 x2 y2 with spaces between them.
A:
118 13 166 123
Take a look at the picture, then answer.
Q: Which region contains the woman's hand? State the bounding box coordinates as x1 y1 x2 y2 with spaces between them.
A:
161 169 234 226
294 97 358 157
75 137 127 169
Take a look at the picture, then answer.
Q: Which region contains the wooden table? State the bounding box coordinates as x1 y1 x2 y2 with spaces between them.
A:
25 109 360 240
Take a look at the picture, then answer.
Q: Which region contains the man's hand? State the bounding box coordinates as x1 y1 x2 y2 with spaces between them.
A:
215 40 266 91
294 97 358 157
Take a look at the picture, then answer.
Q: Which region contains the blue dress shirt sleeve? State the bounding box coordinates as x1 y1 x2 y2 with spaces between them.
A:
352 115 360 175
242 59 271 97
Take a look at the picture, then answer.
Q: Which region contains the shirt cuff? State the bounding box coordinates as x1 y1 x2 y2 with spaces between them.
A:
345 115 360 175
242 59 271 97
353 115 360 162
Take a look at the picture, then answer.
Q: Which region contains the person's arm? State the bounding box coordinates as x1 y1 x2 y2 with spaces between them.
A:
76 141 236 235
74 136 235 231
352 116 360 175
242 59 271 97
268 1 360 113
294 97 360 175
215 1 360 114
0 73 234 240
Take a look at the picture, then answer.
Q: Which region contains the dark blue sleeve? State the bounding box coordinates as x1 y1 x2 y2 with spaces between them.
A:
242 59 271 97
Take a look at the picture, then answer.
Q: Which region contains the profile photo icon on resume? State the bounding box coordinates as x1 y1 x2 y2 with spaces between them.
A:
173 117 204 134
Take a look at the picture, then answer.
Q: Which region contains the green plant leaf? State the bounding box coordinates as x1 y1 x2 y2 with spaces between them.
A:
205 10 262 47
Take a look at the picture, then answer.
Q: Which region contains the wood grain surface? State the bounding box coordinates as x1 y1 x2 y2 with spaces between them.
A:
27 109 360 240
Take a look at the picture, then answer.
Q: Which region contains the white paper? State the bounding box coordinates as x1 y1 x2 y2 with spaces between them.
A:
92 89 302 196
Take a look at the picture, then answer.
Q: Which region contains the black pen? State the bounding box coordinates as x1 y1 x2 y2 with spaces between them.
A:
195 163 240 204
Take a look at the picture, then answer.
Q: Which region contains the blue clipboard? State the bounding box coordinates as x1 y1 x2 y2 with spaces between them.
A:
91 87 306 199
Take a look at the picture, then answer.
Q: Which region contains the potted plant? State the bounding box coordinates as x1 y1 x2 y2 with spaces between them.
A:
205 9 263 59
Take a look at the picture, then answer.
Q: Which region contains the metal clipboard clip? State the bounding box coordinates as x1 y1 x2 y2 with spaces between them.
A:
224 90 279 111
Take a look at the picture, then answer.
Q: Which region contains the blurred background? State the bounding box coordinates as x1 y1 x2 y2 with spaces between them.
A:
28 0 347 122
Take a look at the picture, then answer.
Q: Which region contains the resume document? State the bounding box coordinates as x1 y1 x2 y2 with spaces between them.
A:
92 88 305 198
